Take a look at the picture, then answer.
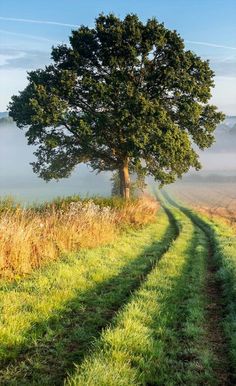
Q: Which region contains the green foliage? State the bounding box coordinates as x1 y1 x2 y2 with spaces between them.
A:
9 13 224 187
111 171 146 197
111 171 122 196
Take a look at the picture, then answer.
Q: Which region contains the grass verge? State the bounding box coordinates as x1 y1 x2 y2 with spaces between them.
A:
0 208 174 385
0 196 158 278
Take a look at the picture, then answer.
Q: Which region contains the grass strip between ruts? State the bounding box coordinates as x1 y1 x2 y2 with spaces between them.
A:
66 197 215 386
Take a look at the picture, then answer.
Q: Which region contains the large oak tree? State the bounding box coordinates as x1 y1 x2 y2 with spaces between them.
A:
9 14 224 199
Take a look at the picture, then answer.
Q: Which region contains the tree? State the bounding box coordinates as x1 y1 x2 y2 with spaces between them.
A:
9 13 224 199
0 116 14 127
111 170 146 197
111 171 122 197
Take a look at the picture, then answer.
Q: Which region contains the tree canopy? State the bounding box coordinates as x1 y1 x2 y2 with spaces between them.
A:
9 13 224 198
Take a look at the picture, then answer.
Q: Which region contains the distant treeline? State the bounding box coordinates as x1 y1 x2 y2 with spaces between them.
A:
0 116 14 126
217 122 236 135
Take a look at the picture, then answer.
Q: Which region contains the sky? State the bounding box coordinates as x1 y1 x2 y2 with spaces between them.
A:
0 0 236 115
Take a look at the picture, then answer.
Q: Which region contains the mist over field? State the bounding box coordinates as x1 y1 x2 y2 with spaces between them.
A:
1 114 236 204
195 116 236 173
163 115 236 184
167 118 236 224
0 116 111 203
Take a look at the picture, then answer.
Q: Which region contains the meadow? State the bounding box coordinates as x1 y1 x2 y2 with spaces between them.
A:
1 4 235 385
169 182 236 224
0 190 236 385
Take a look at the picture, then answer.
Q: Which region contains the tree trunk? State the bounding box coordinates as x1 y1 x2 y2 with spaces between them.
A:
120 158 130 200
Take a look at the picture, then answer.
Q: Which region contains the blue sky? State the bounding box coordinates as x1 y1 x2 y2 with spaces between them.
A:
0 0 236 114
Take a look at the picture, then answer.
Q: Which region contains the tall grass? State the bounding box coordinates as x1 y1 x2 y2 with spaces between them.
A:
0 196 158 278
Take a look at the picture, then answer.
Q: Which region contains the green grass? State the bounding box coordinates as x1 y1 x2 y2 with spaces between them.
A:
1 191 234 385
66 195 215 386
184 209 236 382
0 209 174 385
164 189 236 382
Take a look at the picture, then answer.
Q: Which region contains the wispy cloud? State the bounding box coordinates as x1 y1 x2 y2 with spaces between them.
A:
186 40 236 50
0 48 50 70
0 29 55 43
0 16 78 28
1 17 236 51
211 58 236 77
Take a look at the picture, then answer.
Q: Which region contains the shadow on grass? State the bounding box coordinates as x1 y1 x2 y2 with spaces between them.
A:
0 213 177 386
66 212 213 386
138 225 212 386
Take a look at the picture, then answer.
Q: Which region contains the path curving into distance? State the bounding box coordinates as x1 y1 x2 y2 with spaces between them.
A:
0 191 234 385
66 190 233 386
162 190 233 386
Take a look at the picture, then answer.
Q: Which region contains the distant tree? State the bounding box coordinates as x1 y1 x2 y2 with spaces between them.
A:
132 171 146 195
111 169 146 197
0 116 14 126
230 123 236 135
9 14 224 199
111 171 122 197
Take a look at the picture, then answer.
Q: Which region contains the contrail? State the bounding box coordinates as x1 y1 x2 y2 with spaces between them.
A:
0 16 78 28
1 17 236 51
186 40 236 51
0 29 55 43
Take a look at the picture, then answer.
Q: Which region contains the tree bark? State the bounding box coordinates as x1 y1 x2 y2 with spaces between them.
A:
120 158 130 200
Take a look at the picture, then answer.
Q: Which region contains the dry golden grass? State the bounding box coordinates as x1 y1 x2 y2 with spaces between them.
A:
0 196 159 278
116 195 159 226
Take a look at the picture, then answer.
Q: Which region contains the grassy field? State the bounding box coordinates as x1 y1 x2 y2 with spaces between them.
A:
0 191 236 384
169 182 236 225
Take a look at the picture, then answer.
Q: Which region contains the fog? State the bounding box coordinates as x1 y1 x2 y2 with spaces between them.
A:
0 123 111 204
187 116 236 178
0 117 236 203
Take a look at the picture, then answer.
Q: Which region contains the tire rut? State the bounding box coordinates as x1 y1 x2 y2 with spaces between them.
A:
163 190 233 385
205 240 232 385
